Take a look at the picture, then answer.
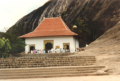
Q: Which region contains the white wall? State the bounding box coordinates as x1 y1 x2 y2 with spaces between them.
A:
25 36 78 53
73 37 79 51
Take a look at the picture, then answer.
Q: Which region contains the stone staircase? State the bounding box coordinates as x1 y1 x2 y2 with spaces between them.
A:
0 54 106 79
0 66 105 79
0 56 96 68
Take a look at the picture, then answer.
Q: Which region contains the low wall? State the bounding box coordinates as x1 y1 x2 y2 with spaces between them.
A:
9 53 73 58
0 56 96 68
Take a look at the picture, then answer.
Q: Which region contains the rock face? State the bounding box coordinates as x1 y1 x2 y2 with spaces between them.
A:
62 0 120 41
7 0 73 35
39 0 73 23
86 21 120 50
7 0 53 34
7 0 120 44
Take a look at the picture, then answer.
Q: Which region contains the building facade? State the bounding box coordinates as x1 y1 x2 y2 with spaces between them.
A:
19 17 79 53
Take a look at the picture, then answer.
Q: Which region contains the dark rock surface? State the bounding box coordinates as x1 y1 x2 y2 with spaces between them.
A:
7 0 120 44
62 0 120 41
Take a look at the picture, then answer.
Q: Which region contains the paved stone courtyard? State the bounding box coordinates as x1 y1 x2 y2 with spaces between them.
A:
0 75 120 81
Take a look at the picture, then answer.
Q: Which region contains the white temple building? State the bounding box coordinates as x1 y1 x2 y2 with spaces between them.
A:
19 17 79 53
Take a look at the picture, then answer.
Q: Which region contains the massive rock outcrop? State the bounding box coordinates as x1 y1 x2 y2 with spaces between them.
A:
7 0 120 45
7 0 53 35
7 0 73 35
62 0 120 42
39 0 73 23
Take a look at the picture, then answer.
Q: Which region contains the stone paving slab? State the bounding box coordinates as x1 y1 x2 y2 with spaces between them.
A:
0 75 120 81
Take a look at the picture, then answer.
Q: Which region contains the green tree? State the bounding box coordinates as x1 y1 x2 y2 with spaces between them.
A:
0 38 5 48
0 32 25 54
0 37 11 58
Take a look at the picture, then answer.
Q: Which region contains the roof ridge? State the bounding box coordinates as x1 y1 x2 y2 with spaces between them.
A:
59 17 77 34
44 16 61 19
60 17 68 30
34 30 71 32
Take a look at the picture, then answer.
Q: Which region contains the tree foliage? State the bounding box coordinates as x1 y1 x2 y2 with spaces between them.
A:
0 37 11 58
71 17 91 40
0 38 5 48
0 32 25 54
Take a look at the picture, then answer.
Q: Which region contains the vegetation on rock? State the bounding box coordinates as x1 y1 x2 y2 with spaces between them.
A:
71 16 90 41
7 24 25 36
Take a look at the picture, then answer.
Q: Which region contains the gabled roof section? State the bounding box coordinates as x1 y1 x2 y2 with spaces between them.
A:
19 17 78 38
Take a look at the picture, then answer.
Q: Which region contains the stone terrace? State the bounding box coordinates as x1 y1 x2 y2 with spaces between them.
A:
0 55 96 68
0 53 106 79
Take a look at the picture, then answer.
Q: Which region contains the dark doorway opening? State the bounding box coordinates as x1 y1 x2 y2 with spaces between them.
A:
67 45 69 50
45 43 53 53
30 46 35 51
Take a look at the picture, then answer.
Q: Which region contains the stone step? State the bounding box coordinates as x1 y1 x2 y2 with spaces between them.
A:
0 64 95 69
0 62 96 64
0 66 106 79
0 60 96 63
0 67 104 73
0 56 96 68
0 71 101 75
0 58 96 60
9 53 73 58
0 73 108 79
0 65 104 69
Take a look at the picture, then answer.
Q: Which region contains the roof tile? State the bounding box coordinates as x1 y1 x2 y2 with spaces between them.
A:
19 17 78 38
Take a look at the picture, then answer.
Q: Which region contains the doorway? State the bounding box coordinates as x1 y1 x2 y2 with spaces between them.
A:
29 44 35 52
45 43 53 50
67 45 69 50
63 43 70 52
44 40 54 53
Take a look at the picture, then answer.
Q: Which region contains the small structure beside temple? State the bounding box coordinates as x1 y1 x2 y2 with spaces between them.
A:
19 17 79 54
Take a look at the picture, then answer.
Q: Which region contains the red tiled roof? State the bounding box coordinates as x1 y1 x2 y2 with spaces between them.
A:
19 17 78 38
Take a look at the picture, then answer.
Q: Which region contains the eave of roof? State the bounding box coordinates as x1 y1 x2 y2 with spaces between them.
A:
19 17 78 38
